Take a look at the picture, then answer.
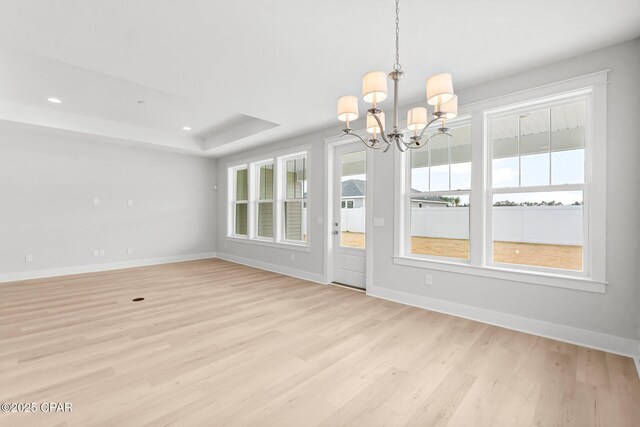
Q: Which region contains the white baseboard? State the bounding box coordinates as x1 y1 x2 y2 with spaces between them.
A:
216 252 327 285
367 284 640 360
0 252 217 283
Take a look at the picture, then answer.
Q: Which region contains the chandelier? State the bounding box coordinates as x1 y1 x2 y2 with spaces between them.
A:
336 0 458 152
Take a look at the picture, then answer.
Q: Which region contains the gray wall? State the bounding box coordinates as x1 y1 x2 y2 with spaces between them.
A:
215 38 640 342
0 125 217 275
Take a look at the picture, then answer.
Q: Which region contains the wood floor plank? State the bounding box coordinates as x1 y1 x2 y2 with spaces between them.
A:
0 258 638 426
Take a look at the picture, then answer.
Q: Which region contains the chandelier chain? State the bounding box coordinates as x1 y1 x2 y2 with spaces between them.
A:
394 0 401 71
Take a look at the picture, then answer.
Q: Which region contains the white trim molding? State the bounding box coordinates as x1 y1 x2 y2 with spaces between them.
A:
392 256 607 293
366 284 639 360
216 252 326 285
0 252 217 284
226 236 311 252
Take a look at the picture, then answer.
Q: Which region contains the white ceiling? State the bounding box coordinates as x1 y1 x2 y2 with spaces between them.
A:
0 0 638 157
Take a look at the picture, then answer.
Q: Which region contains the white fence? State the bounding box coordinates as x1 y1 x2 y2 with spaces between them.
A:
341 205 583 245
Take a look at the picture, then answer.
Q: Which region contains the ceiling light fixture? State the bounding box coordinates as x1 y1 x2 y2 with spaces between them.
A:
47 97 62 104
337 0 457 152
182 126 192 131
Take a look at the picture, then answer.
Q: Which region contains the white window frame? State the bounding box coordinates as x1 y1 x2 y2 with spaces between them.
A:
226 146 310 251
394 71 608 293
228 165 248 239
279 152 309 245
254 159 275 242
404 117 473 264
486 94 589 277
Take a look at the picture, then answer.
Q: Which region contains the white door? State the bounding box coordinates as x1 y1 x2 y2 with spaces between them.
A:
332 143 367 288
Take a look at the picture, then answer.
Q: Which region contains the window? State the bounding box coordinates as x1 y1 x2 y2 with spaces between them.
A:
256 161 274 239
396 73 607 292
283 155 308 242
228 150 308 247
489 99 586 271
232 167 248 236
409 121 471 260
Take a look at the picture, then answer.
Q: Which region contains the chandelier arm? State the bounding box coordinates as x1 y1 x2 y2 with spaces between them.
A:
343 130 389 151
401 138 420 150
415 114 446 142
424 131 452 145
371 113 392 145
394 136 408 152
343 130 374 147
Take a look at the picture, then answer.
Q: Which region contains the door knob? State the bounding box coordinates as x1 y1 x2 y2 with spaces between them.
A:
333 231 339 235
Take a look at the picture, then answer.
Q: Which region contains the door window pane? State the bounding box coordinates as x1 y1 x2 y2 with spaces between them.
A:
340 150 366 248
492 191 583 271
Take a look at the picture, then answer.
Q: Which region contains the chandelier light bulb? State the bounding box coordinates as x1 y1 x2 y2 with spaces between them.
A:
426 73 454 106
337 95 359 122
362 71 388 104
407 107 428 131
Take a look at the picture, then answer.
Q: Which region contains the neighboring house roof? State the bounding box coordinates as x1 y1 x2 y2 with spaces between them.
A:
410 191 449 204
342 179 366 198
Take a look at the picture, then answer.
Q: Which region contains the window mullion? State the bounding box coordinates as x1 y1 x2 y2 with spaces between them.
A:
469 112 485 267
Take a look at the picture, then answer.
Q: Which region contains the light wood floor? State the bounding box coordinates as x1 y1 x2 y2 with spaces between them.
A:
342 232 583 270
1 259 638 426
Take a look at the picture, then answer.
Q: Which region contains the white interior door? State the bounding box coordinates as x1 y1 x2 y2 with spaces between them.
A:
332 143 367 288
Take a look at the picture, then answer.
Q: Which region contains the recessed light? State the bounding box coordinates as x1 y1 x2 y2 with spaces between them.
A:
47 97 62 104
182 126 192 131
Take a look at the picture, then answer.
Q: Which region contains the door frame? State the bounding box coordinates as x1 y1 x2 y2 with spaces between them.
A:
324 134 374 290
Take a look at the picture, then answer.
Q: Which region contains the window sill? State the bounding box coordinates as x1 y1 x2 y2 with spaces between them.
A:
226 236 311 252
392 256 606 293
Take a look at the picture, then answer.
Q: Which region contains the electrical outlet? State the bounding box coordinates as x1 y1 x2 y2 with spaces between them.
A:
425 274 433 285
127 247 133 255
127 199 134 206
25 254 33 263
93 249 100 257
93 197 100 206
99 249 105 257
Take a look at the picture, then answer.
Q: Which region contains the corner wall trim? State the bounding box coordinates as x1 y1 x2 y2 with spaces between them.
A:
216 252 327 285
0 252 218 284
366 284 640 360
